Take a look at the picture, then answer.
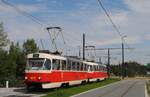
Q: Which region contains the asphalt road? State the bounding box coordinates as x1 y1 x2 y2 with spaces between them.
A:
72 79 147 97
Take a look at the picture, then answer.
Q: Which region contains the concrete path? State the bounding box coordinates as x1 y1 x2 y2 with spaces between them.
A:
0 88 45 97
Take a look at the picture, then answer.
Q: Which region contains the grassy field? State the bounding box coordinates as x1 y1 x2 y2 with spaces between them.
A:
146 81 150 96
43 78 120 97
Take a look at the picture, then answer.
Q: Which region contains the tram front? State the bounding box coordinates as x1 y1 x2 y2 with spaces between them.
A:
25 53 52 89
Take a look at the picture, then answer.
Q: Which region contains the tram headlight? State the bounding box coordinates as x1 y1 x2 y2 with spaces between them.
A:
25 76 28 80
38 76 41 80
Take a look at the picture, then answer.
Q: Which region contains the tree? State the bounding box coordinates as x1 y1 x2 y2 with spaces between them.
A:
0 49 8 87
110 61 147 77
147 63 150 72
0 23 9 48
0 42 26 87
8 42 26 79
23 39 39 54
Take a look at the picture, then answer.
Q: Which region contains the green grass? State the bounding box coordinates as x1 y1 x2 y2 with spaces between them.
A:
43 78 120 97
146 81 150 96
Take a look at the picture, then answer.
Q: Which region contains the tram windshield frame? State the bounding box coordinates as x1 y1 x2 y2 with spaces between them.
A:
26 58 51 70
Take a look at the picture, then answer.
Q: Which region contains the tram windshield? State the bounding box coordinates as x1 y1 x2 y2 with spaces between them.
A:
26 58 51 70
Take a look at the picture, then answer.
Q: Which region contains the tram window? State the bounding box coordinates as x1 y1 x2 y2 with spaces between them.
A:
86 64 88 71
77 62 80 71
98 66 100 71
72 61 76 71
95 66 97 71
84 64 86 71
96 66 98 71
103 67 106 71
52 59 60 70
84 64 87 71
93 66 95 71
89 66 91 71
88 65 91 72
27 58 44 70
44 59 51 70
99 66 102 71
104 67 106 71
88 65 89 71
99 66 101 71
80 63 84 71
62 60 66 70
89 65 92 71
67 60 71 70
94 66 96 71
102 67 104 71
100 66 102 71
103 67 105 71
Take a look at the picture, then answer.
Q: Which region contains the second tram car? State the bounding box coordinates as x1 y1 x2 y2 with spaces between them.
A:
25 51 108 89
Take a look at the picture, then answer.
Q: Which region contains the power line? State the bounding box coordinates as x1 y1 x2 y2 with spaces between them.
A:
1 0 74 51
97 0 123 38
1 0 47 27
1 0 100 48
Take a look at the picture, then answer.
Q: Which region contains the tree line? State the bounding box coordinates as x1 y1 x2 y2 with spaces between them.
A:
110 61 147 77
0 23 39 87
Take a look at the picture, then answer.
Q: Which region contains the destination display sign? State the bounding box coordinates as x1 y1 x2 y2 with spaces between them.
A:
33 54 39 58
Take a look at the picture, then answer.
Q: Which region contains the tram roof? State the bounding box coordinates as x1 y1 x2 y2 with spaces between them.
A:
27 53 66 60
83 61 98 66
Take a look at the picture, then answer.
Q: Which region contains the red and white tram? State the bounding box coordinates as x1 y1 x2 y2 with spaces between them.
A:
25 51 108 89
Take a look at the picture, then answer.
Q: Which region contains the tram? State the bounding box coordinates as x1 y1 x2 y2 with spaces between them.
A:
24 50 108 89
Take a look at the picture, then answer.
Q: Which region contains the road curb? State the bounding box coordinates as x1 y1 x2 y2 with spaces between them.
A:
71 80 122 97
145 84 149 97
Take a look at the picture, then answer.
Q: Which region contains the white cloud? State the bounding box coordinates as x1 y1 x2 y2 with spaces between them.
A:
0 1 48 41
0 1 149 47
94 35 141 46
16 4 39 13
125 0 150 13
87 0 150 46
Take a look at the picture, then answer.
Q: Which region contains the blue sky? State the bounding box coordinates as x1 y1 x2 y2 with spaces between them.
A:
0 0 150 64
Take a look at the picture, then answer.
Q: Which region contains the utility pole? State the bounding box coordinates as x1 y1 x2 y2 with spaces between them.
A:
107 48 110 78
99 57 102 64
83 33 85 60
78 46 81 58
121 36 127 79
122 40 124 79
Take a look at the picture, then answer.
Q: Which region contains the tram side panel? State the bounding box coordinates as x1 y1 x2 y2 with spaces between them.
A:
62 71 87 85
